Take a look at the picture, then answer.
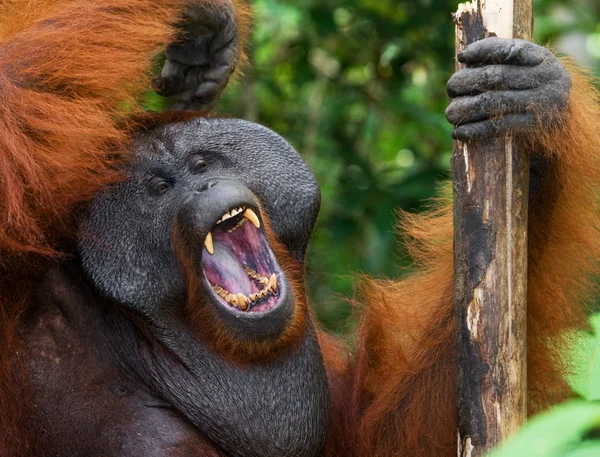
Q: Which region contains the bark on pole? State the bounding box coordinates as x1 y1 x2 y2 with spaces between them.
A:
452 1 532 456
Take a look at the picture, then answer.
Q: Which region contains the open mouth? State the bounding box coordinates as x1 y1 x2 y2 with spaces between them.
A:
202 206 281 313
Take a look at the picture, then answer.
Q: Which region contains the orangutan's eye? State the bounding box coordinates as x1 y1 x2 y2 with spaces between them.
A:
190 157 208 174
148 177 172 196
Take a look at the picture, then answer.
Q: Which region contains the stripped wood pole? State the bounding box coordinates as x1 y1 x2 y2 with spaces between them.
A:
452 1 533 456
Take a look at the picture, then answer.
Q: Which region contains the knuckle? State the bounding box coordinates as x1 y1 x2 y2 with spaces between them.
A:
505 41 520 62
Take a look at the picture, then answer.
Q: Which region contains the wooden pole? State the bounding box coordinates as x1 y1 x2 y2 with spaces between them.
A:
452 1 532 456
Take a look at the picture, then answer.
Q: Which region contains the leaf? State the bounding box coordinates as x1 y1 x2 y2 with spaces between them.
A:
488 401 600 457
565 313 600 400
562 441 600 457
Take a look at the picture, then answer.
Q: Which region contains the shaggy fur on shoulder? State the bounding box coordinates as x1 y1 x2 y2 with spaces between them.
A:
0 2 249 454
321 65 600 457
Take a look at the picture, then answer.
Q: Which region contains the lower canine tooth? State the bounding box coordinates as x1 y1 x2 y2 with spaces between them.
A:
244 209 261 229
237 294 249 311
204 232 214 255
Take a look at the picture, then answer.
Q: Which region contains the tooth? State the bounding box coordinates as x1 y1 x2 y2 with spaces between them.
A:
229 294 238 308
204 232 214 255
244 265 256 278
234 218 247 231
244 209 260 229
268 274 277 293
249 293 257 303
221 212 232 223
237 294 249 311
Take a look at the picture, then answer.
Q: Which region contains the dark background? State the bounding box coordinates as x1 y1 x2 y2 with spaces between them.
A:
215 0 600 332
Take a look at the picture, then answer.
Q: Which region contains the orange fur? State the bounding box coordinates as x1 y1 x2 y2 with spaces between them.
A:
1 1 597 455
0 1 250 455
320 64 600 456
0 0 249 258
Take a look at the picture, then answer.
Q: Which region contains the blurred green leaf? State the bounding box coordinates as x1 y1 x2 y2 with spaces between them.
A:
488 401 600 457
566 313 600 400
216 0 600 331
563 443 600 457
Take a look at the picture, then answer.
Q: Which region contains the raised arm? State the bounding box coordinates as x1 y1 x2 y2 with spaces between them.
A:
0 0 248 257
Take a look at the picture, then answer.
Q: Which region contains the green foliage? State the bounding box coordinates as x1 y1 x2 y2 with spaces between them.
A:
213 1 600 452
488 401 600 457
216 0 600 331
565 313 600 400
489 312 600 457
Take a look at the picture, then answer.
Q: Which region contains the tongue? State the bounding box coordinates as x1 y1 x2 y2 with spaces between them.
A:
203 241 252 296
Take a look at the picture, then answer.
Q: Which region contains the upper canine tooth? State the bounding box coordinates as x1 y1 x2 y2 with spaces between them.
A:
204 232 214 255
244 209 260 229
268 274 277 293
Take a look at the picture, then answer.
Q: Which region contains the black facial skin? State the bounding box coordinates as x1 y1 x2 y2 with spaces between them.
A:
80 118 320 310
73 118 329 457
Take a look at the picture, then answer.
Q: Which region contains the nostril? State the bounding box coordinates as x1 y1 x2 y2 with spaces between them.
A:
200 180 218 192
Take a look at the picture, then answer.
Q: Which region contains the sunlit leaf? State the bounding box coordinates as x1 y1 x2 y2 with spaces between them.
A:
489 401 600 457
565 313 600 400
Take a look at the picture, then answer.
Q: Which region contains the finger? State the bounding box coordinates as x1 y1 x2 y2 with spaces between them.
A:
452 114 539 141
445 90 541 126
194 81 220 100
204 64 233 84
185 67 205 87
175 88 195 108
457 37 550 67
154 60 188 96
447 61 559 97
190 45 236 108
161 59 186 81
210 44 237 74
446 82 569 126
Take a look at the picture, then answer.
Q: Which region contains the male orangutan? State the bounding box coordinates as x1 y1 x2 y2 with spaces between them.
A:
1 1 599 456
